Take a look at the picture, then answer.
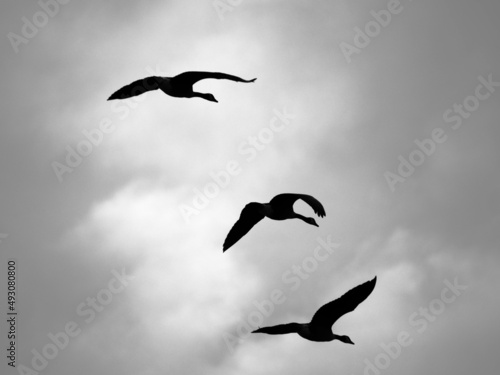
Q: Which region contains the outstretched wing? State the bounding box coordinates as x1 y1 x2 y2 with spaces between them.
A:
172 71 256 87
310 277 377 328
269 193 326 217
108 77 160 100
252 323 300 335
223 203 264 252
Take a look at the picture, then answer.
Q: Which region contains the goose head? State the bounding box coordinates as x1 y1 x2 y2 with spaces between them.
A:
305 217 319 227
202 93 218 103
337 335 354 345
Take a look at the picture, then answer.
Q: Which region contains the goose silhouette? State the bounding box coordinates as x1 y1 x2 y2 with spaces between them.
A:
107 71 256 102
222 193 325 252
252 277 377 343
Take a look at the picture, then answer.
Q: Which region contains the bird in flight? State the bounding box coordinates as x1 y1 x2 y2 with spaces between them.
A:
222 193 325 252
107 71 256 103
252 277 377 343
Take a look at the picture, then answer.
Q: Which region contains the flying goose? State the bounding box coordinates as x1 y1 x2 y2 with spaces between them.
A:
107 71 256 102
222 193 325 252
252 277 377 343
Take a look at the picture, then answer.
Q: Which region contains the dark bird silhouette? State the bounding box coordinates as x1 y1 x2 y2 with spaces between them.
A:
222 193 325 252
252 277 377 343
107 71 256 102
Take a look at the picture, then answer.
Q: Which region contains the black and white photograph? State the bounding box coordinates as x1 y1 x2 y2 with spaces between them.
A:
1 1 499 374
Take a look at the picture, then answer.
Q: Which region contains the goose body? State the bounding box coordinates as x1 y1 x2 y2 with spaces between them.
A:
252 277 377 343
108 71 256 103
222 193 325 252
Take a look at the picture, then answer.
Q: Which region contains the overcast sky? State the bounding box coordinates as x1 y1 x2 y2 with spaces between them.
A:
1 1 499 374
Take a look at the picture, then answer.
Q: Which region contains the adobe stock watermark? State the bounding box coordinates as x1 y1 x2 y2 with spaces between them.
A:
0 233 9 244
16 268 134 375
52 65 167 183
222 235 340 353
355 276 467 375
178 107 295 224
339 0 413 64
384 73 499 192
212 0 243 21
7 0 71 54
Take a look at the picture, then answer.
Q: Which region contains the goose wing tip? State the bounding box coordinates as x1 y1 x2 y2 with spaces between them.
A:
107 92 122 101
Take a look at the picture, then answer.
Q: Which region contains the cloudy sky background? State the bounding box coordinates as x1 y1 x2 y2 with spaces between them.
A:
1 0 499 374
